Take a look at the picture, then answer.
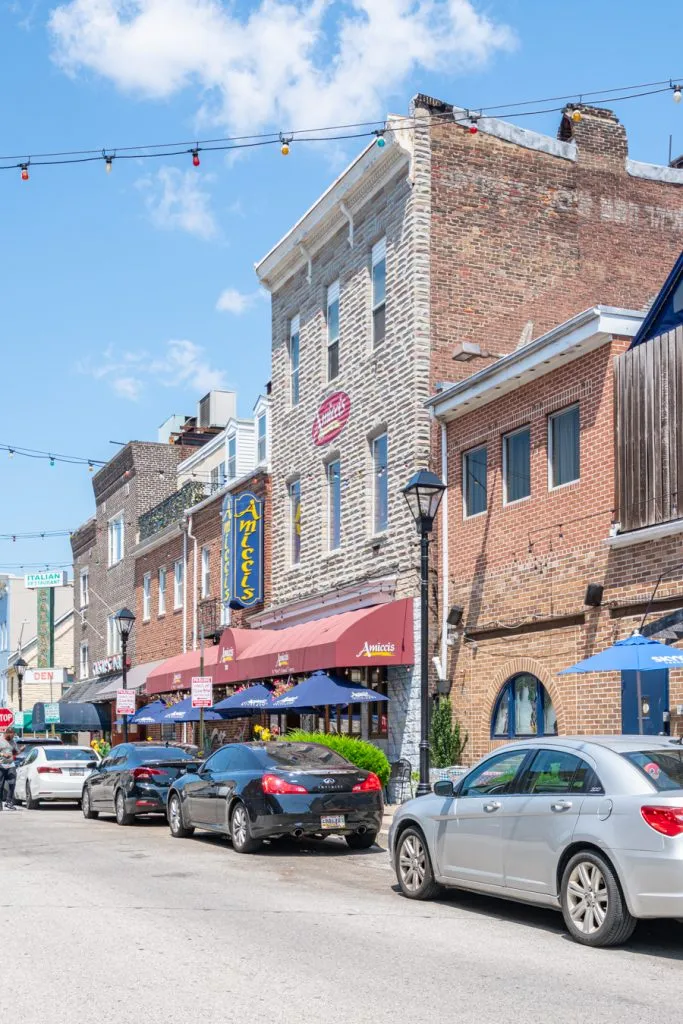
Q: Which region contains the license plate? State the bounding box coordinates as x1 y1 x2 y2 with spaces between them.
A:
321 814 345 830
69 769 85 776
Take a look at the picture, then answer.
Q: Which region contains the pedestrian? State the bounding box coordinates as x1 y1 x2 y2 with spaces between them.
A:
0 727 19 811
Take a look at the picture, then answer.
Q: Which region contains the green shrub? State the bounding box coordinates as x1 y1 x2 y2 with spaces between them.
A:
285 730 391 786
429 698 467 768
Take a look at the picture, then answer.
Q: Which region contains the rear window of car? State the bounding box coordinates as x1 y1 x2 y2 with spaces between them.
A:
45 748 96 762
623 750 683 791
134 747 195 763
262 743 350 769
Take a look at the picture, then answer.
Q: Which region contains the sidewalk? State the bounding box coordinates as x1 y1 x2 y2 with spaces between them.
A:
380 803 399 837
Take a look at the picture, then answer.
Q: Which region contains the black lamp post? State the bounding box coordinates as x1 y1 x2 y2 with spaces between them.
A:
402 470 446 797
14 658 27 718
114 607 136 742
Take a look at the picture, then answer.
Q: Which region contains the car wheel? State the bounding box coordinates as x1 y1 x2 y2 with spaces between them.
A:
26 783 40 810
115 790 134 826
230 802 262 854
168 793 194 839
395 826 441 900
561 850 636 947
82 787 99 820
345 831 378 850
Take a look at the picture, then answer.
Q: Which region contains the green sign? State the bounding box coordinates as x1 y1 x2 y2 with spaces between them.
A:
13 711 26 730
45 703 60 725
36 588 55 669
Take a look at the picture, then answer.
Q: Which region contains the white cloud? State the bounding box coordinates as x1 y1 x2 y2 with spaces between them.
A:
216 287 258 314
112 376 144 400
77 339 228 399
154 339 228 392
138 166 218 240
48 0 515 135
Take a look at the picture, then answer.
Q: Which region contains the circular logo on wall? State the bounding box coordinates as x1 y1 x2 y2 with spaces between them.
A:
312 391 351 446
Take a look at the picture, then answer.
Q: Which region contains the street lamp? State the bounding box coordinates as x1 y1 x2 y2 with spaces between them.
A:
15 658 27 718
402 470 446 796
114 607 136 742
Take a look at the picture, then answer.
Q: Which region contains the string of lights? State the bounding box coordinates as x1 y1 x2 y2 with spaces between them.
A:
2 77 680 180
1 443 106 469
0 530 74 541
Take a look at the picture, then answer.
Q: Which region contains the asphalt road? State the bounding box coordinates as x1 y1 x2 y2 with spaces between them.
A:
1 806 682 1024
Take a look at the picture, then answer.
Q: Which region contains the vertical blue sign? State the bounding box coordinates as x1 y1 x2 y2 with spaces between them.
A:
221 493 233 617
231 492 264 609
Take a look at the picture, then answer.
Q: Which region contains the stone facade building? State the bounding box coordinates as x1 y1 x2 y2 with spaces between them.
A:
255 95 683 767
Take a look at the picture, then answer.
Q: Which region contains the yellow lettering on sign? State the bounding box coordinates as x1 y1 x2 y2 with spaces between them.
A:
235 498 260 521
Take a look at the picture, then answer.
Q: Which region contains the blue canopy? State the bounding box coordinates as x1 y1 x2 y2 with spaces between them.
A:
270 671 389 710
159 697 224 723
213 684 272 713
559 633 682 674
130 700 168 725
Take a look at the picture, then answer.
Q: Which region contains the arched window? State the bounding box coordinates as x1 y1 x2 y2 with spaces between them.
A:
491 673 557 739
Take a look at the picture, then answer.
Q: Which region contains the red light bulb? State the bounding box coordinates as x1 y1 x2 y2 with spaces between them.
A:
192 150 200 167
21 165 29 181
469 123 478 135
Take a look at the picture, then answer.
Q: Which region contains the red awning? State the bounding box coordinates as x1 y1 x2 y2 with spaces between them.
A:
146 599 414 695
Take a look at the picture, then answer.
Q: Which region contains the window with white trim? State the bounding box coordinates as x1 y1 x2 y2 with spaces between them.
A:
201 545 211 599
290 316 300 406
143 573 151 621
503 426 531 504
372 433 388 533
371 239 386 347
174 559 184 609
108 513 124 566
549 404 580 488
79 642 89 681
326 281 340 380
107 615 121 656
257 412 267 464
158 567 167 615
327 460 341 550
79 567 89 609
227 436 237 480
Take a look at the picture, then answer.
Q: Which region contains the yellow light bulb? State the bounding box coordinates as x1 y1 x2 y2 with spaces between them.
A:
281 142 290 156
572 109 582 123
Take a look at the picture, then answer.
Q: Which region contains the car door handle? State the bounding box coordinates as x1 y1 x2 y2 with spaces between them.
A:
551 801 573 812
483 801 501 813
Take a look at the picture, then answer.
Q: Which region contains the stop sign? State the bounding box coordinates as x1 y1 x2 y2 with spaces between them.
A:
0 708 14 730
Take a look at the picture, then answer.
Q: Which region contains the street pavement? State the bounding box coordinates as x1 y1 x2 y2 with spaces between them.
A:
1 807 682 1024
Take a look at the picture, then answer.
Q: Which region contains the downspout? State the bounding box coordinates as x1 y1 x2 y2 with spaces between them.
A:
182 523 188 654
186 513 198 651
440 419 449 678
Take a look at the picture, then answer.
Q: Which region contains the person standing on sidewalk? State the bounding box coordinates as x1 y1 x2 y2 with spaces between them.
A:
0 727 19 811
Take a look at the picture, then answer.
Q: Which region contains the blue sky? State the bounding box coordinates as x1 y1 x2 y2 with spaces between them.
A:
1 0 681 575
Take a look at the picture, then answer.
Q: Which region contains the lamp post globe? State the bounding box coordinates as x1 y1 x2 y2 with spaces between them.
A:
114 608 136 741
14 657 28 715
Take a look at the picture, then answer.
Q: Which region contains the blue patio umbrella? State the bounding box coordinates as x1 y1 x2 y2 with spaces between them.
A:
270 671 389 710
560 632 683 734
159 697 224 723
213 684 273 714
129 700 168 726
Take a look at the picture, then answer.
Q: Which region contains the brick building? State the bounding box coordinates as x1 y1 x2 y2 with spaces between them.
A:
253 96 683 767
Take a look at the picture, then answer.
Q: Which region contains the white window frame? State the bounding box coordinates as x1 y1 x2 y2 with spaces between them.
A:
174 559 184 610
79 567 89 609
326 281 340 381
463 445 488 519
201 545 211 599
257 412 267 464
327 459 341 551
107 614 122 656
372 433 389 534
79 641 89 681
227 435 237 480
502 426 532 506
108 512 125 567
290 315 300 407
548 403 580 491
143 572 151 621
371 238 386 347
158 567 167 616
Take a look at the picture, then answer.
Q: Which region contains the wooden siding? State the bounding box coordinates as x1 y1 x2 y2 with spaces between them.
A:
615 326 683 532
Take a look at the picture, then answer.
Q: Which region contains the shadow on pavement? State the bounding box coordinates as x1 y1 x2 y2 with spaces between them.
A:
190 831 385 858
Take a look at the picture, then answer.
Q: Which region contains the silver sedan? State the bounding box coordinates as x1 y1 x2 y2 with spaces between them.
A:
389 736 683 947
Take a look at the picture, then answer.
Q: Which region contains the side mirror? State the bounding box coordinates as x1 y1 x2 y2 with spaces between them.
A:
433 779 455 798
87 761 98 769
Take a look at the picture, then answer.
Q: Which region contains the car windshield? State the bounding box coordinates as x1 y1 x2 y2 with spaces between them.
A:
623 749 683 791
262 743 350 769
136 747 195 762
45 748 96 761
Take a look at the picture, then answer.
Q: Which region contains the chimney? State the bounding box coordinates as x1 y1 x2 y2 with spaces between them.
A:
557 105 628 168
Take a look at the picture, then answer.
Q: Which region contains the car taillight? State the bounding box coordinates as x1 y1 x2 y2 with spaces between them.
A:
37 766 62 775
133 767 167 782
262 773 308 795
641 805 683 837
352 772 382 792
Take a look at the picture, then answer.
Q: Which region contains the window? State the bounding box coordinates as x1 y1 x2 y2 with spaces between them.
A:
327 460 341 551
491 674 557 739
372 433 388 533
79 642 89 680
204 746 237 773
549 404 580 488
623 750 683 791
143 573 151 621
290 316 300 406
201 546 211 599
289 479 301 565
174 559 184 610
521 750 595 794
369 672 389 738
503 427 531 504
210 465 221 491
79 568 89 609
227 436 237 480
257 412 267 464
158 567 167 615
463 446 487 517
372 239 386 346
326 281 340 380
107 615 121 656
108 512 124 566
460 749 529 797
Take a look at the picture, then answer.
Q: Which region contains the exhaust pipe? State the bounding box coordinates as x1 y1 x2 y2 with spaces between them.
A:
357 825 367 835
293 828 304 838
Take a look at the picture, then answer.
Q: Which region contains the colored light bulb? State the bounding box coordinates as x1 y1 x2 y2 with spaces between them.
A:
281 142 290 155
674 86 682 104
572 109 582 123
469 123 478 134
192 150 200 167
376 134 386 148
105 157 113 173
21 165 29 181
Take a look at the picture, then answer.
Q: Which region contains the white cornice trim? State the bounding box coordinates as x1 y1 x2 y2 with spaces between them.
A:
249 575 398 628
605 518 683 548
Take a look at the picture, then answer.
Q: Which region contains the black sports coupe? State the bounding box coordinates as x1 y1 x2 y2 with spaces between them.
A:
167 741 384 852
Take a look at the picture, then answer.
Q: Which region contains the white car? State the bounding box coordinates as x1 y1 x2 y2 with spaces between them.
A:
15 745 100 808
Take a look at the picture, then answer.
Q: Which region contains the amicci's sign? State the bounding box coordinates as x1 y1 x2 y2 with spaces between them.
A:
312 391 351 446
221 491 264 612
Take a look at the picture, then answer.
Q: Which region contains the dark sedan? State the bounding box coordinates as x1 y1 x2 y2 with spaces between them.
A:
82 742 199 825
167 741 384 852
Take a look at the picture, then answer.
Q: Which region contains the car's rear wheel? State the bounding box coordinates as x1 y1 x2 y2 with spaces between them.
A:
561 850 636 947
115 790 134 826
230 802 262 854
26 783 40 810
395 826 440 900
82 788 99 819
345 831 378 850
168 793 194 838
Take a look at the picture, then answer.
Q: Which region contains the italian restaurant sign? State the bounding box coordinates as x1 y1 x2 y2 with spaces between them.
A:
312 391 351 447
221 491 264 612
